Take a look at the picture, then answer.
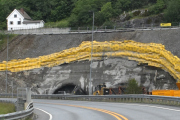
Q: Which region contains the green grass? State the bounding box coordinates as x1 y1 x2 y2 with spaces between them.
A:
45 19 69 28
25 115 33 120
0 102 16 114
0 33 17 50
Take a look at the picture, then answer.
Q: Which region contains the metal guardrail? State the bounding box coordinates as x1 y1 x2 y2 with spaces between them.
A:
0 99 33 120
1 93 180 120
1 93 180 106
31 94 180 106
0 94 180 105
0 108 34 120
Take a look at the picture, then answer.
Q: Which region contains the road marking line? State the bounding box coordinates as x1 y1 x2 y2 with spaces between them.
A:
116 103 180 112
35 108 52 120
129 104 180 112
35 102 128 120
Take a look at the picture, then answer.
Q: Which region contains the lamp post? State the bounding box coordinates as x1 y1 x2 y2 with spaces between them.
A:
89 11 94 95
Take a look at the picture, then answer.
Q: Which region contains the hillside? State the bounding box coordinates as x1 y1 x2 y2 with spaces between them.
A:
1 0 180 29
0 29 180 62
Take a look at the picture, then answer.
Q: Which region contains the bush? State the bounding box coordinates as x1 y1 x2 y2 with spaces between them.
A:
56 20 69 28
102 21 115 29
125 78 142 94
45 19 69 28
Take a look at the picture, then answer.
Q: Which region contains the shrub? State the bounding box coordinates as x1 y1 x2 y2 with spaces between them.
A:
125 78 142 94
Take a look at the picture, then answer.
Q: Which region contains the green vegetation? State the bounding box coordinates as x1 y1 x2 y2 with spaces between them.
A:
25 114 33 120
164 0 180 23
0 0 179 30
125 78 142 94
0 102 15 114
45 19 69 28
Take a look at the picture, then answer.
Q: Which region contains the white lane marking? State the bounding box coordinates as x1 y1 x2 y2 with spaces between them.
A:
90 101 180 112
125 103 180 112
35 108 52 120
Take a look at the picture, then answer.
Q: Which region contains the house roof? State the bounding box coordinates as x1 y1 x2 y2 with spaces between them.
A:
17 9 32 20
6 9 32 20
23 20 44 24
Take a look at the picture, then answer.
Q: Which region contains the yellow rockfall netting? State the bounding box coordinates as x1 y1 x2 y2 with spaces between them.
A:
0 40 180 82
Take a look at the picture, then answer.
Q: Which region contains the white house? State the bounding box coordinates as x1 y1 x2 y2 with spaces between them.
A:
6 8 45 31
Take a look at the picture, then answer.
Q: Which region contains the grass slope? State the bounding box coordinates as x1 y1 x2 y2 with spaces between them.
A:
0 102 15 114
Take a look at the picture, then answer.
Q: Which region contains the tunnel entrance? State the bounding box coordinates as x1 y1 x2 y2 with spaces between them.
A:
53 83 87 95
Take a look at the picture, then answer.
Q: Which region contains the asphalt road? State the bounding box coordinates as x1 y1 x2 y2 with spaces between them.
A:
33 99 180 120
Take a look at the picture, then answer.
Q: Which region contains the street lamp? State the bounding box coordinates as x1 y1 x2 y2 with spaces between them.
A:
89 11 94 95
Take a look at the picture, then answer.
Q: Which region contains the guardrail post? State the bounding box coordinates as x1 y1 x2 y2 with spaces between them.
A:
174 101 177 106
133 97 135 102
178 101 180 106
162 99 165 105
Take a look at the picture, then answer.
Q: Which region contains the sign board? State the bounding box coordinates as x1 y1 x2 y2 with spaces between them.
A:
160 23 171 27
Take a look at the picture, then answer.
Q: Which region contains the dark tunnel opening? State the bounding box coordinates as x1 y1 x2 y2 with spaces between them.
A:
53 83 87 95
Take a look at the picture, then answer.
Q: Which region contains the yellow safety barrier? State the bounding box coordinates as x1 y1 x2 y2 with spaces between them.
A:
1 40 180 83
160 23 171 27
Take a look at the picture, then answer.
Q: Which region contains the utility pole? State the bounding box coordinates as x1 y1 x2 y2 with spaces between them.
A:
5 33 9 93
89 11 94 95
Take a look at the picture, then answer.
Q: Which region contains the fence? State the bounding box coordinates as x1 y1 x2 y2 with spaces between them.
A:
0 23 179 35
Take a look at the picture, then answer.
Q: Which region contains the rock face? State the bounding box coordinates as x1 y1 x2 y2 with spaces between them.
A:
113 9 163 28
115 14 163 28
0 29 180 94
0 58 177 94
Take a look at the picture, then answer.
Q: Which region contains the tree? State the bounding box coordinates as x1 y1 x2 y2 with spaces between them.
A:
111 0 122 16
164 0 180 23
49 0 75 21
125 78 142 94
149 0 166 14
99 2 114 21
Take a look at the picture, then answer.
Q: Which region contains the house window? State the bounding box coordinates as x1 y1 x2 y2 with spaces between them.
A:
10 21 13 25
17 21 21 25
14 14 17 18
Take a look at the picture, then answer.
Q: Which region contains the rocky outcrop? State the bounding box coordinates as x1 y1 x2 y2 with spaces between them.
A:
0 58 177 94
112 9 164 28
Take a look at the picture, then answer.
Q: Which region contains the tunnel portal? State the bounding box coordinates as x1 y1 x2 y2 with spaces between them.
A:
53 83 87 95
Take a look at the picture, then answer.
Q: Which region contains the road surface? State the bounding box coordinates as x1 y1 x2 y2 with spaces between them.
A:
33 99 180 120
